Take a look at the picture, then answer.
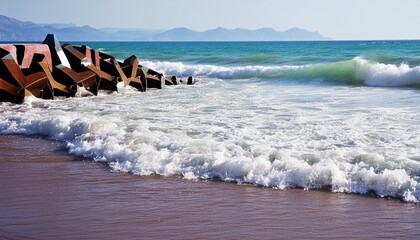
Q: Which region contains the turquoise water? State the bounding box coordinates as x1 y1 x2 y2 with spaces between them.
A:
79 40 420 87
1 41 420 202
84 41 420 65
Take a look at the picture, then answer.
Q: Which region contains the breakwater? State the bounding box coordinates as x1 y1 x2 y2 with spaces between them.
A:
0 34 194 103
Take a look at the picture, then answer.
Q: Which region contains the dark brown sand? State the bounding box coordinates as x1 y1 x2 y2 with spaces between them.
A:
0 135 419 240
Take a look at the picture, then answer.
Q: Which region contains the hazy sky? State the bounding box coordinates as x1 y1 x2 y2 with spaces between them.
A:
1 0 419 40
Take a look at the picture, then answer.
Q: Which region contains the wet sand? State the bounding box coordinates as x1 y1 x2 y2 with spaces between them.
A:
0 135 419 240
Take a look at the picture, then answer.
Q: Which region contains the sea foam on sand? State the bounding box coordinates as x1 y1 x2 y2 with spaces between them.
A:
1 76 419 202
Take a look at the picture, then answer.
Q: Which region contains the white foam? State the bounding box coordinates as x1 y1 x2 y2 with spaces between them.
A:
75 86 95 97
141 59 420 88
141 60 302 79
0 69 419 202
355 57 420 87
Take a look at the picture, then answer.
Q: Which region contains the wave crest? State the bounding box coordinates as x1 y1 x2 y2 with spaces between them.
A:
144 58 420 88
355 57 420 87
142 60 302 79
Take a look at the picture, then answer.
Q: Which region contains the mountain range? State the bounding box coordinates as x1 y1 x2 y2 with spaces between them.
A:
0 15 329 41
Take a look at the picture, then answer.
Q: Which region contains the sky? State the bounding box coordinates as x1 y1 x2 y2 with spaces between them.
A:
1 0 420 40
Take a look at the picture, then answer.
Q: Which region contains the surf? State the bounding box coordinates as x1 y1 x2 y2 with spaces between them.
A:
142 57 420 88
1 78 419 202
1 41 420 203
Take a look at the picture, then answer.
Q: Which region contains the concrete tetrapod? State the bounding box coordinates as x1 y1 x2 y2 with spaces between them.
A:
0 48 52 99
43 34 98 95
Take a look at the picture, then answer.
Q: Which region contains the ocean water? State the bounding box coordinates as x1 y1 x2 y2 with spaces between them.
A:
1 41 420 202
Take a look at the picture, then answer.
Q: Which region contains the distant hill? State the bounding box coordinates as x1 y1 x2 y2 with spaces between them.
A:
151 27 327 41
0 15 106 41
0 15 329 41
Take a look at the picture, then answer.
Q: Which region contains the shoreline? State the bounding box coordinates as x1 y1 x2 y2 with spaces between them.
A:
1 134 419 239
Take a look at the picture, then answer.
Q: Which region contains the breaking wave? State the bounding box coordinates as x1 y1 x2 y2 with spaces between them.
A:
0 81 419 203
143 57 420 88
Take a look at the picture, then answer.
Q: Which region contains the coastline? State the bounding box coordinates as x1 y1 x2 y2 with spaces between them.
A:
1 134 419 239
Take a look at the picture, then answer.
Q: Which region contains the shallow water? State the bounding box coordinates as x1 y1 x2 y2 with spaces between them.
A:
1 135 419 239
1 80 419 202
1 41 420 202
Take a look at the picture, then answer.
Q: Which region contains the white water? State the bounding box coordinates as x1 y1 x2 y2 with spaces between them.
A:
143 57 420 87
355 57 420 87
1 78 419 202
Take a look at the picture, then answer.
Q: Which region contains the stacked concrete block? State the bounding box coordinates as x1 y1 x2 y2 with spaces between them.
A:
0 34 194 103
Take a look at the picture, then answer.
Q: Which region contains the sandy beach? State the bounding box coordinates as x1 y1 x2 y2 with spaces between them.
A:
0 134 419 239
2 1 420 239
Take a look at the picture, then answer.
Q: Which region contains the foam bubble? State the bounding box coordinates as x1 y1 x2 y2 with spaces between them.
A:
355 57 420 87
141 58 420 88
141 60 302 79
0 62 419 202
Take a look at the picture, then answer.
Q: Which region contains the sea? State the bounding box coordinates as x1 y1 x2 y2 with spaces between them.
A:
1 40 420 203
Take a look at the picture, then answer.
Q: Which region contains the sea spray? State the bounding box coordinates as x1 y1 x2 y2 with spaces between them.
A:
143 57 420 88
1 40 420 202
355 57 420 87
1 75 419 202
